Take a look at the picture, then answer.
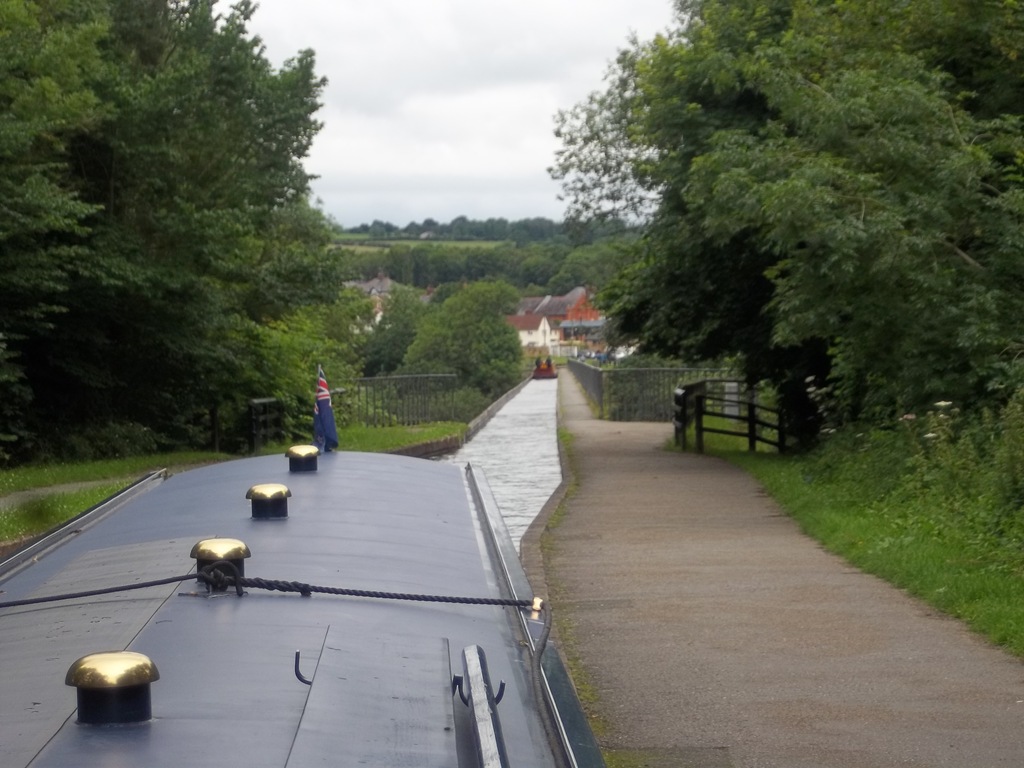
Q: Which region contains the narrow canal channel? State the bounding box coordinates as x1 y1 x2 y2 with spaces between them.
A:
447 378 561 551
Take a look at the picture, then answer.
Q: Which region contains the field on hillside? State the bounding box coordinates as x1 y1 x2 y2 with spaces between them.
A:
331 237 510 253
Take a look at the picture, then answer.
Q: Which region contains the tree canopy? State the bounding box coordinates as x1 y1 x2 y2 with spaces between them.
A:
553 0 1024 437
401 281 523 399
0 0 342 460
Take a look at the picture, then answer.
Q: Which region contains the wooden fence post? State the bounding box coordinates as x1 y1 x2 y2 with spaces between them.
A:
747 400 757 452
681 393 688 450
695 395 705 454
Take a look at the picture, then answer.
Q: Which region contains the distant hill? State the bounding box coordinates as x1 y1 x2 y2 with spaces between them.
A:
334 215 633 246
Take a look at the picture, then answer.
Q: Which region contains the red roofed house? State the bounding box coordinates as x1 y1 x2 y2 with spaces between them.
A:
506 313 555 352
512 286 604 353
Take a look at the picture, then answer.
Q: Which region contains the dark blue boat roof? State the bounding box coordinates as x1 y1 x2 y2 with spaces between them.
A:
0 451 588 767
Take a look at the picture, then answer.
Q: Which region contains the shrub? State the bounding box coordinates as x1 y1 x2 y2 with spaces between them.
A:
60 422 161 461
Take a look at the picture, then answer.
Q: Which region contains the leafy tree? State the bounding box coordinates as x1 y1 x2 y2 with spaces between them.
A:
0 0 107 451
401 281 522 398
518 246 563 291
367 219 399 238
363 286 429 376
546 240 627 295
554 0 1024 437
249 289 372 437
9 0 334 458
448 215 471 239
240 200 345 324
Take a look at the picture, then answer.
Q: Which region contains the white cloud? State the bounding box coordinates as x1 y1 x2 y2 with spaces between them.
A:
246 0 678 226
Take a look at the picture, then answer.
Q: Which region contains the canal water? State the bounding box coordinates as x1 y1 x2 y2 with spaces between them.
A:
448 378 561 551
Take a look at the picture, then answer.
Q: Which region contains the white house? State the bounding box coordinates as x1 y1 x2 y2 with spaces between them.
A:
506 314 554 351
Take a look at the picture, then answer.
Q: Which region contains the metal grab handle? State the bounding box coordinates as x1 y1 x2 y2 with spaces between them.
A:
458 645 510 768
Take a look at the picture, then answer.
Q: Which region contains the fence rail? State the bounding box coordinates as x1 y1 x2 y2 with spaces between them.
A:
567 359 604 412
567 360 730 421
246 374 458 452
351 374 457 426
673 379 784 453
248 398 285 453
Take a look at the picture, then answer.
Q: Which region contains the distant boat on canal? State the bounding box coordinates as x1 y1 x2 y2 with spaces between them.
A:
532 357 557 379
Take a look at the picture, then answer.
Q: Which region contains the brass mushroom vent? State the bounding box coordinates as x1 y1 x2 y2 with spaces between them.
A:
286 444 319 473
190 537 251 589
65 651 159 724
246 483 291 519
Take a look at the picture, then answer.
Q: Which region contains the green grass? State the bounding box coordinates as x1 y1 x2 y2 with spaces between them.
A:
332 243 389 253
0 484 125 542
0 451 227 496
423 239 510 249
331 237 510 251
332 422 465 452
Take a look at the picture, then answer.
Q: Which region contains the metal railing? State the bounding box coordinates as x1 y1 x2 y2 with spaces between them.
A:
567 360 730 421
351 374 457 426
246 375 458 452
567 359 603 411
248 398 285 453
605 367 728 421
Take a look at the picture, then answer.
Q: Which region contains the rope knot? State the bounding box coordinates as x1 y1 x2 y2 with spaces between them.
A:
199 560 244 596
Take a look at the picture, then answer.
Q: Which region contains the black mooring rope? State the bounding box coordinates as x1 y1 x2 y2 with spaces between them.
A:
0 561 559 760
0 574 198 610
231 575 534 607
0 561 534 611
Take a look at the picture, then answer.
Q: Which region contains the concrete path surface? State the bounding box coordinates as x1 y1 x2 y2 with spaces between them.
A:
521 370 1024 768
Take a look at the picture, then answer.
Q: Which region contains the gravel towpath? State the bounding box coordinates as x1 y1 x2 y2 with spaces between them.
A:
521 370 1024 768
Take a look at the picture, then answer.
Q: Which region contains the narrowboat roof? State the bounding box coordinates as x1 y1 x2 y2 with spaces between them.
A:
0 450 594 767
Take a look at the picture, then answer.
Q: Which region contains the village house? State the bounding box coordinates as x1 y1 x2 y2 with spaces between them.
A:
343 273 397 322
510 286 605 354
506 313 555 352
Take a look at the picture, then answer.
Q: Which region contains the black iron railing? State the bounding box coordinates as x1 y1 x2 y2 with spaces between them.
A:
567 360 729 421
351 374 457 426
566 359 604 411
248 398 285 453
246 374 458 452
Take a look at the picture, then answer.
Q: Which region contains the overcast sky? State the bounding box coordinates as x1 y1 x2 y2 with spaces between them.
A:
245 1 678 228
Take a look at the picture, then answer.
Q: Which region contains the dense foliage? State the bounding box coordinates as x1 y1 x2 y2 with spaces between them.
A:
553 0 1024 439
0 0 360 461
339 238 628 297
401 281 524 401
0 1 638 465
341 216 564 245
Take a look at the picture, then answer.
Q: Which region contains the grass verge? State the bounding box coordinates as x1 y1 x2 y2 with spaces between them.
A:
0 484 125 542
258 422 467 456
0 452 227 496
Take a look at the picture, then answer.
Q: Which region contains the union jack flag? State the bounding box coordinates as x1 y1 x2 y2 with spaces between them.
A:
313 365 339 452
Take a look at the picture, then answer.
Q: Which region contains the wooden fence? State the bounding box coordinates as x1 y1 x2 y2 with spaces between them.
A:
673 379 784 453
